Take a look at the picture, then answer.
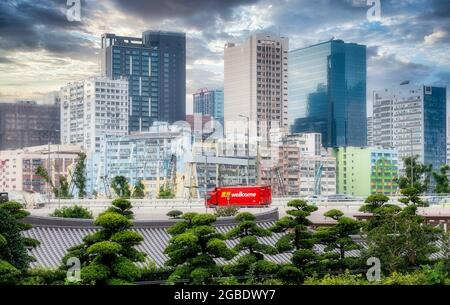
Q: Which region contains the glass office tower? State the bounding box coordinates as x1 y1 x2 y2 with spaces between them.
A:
193 88 224 127
289 39 367 147
101 31 186 132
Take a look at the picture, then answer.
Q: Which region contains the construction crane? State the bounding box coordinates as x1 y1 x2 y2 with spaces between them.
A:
313 162 323 196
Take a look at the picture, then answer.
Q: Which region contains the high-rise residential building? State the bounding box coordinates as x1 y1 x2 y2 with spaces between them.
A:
289 39 367 147
0 101 60 150
333 146 399 197
193 88 224 127
60 76 129 153
224 33 289 140
367 116 373 146
101 31 186 131
447 117 450 164
0 144 82 194
260 132 336 197
372 84 446 172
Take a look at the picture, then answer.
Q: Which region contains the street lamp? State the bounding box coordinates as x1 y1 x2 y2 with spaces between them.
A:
401 127 414 187
238 114 250 186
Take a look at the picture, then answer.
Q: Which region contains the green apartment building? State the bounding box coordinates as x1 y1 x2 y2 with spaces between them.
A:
333 147 399 197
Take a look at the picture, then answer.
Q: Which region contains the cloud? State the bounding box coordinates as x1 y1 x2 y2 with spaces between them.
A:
424 27 450 45
110 0 260 28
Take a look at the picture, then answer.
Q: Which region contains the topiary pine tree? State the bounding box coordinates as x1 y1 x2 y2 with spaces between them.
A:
0 201 39 284
224 212 277 278
359 194 402 231
62 199 145 285
314 209 362 273
398 186 427 208
102 198 134 219
164 213 235 284
270 199 318 281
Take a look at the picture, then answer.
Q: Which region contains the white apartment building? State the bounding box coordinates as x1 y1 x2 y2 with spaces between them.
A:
0 144 83 194
372 84 446 172
60 76 129 153
224 33 289 141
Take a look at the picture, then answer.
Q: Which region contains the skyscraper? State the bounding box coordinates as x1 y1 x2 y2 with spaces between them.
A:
0 100 60 150
372 83 447 172
224 33 289 140
193 88 224 127
289 39 367 147
101 31 186 131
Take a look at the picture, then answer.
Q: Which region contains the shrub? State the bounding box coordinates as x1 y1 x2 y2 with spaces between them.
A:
50 205 93 219
21 268 66 285
0 260 21 284
167 210 183 219
214 206 239 217
304 271 368 285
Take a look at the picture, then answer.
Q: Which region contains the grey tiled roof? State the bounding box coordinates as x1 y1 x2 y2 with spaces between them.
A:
22 210 447 269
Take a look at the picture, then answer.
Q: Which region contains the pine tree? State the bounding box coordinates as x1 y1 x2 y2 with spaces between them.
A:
314 209 362 273
164 213 234 284
0 201 39 284
63 198 145 284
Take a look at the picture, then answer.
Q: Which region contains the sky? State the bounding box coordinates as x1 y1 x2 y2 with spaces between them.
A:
0 0 449 114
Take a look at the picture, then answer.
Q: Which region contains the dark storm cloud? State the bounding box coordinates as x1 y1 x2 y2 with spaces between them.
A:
111 0 260 28
0 0 97 59
419 0 450 20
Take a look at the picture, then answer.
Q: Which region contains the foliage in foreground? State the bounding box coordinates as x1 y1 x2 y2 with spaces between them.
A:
62 198 145 284
50 205 93 219
0 201 39 284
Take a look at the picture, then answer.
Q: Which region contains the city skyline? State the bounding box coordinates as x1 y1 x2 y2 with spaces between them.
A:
0 0 449 114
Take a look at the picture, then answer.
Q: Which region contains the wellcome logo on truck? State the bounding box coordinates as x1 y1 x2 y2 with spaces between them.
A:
220 191 257 198
231 191 257 198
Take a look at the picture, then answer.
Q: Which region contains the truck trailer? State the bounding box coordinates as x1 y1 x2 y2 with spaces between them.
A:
206 186 271 207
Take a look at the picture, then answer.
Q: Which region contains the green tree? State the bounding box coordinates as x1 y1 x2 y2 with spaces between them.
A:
270 199 318 280
432 165 450 194
164 213 234 284
396 156 432 192
359 194 401 231
62 199 145 285
362 205 443 274
0 201 39 284
58 176 72 198
398 187 427 208
35 165 56 194
103 198 134 219
315 209 362 273
157 186 175 199
110 176 131 198
132 180 145 199
166 210 183 219
224 212 277 278
50 205 93 219
73 152 87 199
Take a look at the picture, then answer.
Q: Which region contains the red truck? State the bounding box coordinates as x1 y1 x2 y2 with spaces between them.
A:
206 186 272 207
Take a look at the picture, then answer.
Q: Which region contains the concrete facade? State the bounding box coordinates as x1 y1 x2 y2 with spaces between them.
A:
60 76 129 153
224 33 289 140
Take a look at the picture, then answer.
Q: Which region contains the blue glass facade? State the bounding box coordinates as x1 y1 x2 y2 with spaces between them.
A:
102 31 186 132
193 88 224 127
423 85 446 170
289 39 367 147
